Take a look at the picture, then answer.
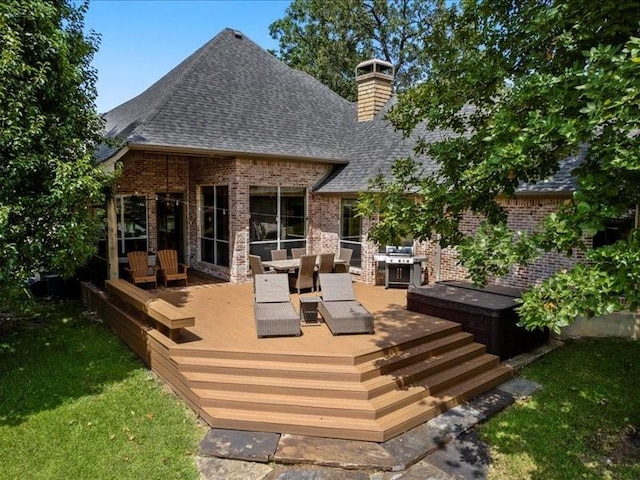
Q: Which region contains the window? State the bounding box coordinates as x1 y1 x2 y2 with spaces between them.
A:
250 186 306 259
340 198 362 268
592 211 635 249
98 195 149 259
200 186 229 267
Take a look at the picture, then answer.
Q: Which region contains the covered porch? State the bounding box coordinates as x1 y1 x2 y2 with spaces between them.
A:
82 278 512 442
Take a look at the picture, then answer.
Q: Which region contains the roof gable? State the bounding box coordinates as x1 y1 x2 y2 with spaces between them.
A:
99 29 355 163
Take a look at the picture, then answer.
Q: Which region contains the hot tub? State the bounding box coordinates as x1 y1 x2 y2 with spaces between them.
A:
407 281 548 359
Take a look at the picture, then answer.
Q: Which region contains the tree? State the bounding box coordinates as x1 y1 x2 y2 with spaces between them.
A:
358 0 640 332
269 0 442 100
0 0 111 310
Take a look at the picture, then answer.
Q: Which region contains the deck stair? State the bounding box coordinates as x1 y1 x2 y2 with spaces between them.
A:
169 324 512 442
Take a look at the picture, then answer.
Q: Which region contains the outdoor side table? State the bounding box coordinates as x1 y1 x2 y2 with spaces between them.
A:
299 297 322 326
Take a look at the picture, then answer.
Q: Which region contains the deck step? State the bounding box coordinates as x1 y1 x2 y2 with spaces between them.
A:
356 331 474 379
172 331 476 382
362 343 489 398
201 406 385 442
199 362 512 443
172 355 362 381
182 370 370 399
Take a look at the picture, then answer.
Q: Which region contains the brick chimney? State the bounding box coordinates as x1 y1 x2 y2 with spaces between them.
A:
356 59 394 121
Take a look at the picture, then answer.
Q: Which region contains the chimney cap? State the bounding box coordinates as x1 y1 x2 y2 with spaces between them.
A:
356 59 394 79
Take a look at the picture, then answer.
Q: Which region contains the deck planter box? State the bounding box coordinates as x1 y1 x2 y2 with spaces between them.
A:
406 281 548 359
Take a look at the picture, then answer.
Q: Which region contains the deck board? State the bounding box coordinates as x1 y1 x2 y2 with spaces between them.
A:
152 281 457 358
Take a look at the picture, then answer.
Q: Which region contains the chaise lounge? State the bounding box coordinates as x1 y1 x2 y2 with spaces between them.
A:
253 274 301 338
317 273 374 335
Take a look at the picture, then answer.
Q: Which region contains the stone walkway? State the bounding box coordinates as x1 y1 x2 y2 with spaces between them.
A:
197 341 560 479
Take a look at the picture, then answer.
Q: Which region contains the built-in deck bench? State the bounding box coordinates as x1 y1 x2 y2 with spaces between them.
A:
105 279 195 341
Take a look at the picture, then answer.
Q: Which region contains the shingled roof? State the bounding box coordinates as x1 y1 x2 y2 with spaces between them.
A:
99 28 578 195
98 28 354 163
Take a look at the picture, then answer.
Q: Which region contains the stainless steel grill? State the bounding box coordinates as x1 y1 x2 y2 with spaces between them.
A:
374 246 426 288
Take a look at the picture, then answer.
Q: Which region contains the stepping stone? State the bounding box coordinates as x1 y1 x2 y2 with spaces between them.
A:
426 431 490 480
497 378 542 399
197 456 273 480
200 428 280 462
266 465 370 480
275 434 396 471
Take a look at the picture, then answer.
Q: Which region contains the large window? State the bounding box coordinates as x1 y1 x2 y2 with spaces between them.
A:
117 195 148 256
200 186 229 267
97 195 147 259
340 198 362 268
250 186 306 259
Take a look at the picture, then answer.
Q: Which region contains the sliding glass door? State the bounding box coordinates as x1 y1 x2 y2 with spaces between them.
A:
249 186 306 259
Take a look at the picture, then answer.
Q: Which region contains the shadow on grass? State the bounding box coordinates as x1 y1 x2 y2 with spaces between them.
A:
479 339 640 480
0 299 141 427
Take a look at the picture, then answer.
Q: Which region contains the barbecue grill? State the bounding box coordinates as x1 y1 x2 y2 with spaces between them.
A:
374 246 426 288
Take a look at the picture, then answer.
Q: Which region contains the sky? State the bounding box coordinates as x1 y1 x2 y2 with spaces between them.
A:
84 0 291 113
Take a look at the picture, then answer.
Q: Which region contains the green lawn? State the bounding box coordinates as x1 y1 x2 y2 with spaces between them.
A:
0 300 206 480
481 338 640 480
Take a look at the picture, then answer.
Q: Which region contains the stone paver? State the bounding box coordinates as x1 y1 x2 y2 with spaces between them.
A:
497 377 542 399
372 460 454 479
275 434 396 471
197 375 546 479
467 388 515 419
197 455 273 480
426 431 490 480
200 428 280 462
424 404 485 439
266 465 370 480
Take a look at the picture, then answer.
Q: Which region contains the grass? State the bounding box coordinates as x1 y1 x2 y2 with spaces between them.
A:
0 300 206 480
481 338 640 480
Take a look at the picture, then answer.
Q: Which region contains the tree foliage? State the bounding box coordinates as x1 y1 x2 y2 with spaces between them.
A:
358 0 640 332
269 0 442 100
0 0 111 310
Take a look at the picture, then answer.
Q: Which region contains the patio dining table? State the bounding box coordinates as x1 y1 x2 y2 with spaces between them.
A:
262 256 347 273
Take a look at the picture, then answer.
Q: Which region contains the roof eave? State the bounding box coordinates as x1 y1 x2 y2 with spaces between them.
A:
126 142 349 165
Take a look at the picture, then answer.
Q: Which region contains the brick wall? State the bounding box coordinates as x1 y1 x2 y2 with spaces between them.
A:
114 152 581 290
422 196 587 288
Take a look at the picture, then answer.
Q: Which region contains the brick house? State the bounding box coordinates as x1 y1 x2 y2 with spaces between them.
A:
98 28 591 288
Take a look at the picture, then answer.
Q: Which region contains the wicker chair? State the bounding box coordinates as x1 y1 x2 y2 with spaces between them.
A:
254 274 301 338
314 252 335 291
333 248 353 273
270 249 287 261
291 248 307 259
249 254 274 276
156 249 189 287
125 251 157 288
288 254 316 294
317 273 374 335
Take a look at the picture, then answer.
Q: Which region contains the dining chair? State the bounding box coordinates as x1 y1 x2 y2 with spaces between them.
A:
249 254 275 276
315 252 335 291
333 248 353 273
291 247 307 259
288 254 316 294
270 249 287 261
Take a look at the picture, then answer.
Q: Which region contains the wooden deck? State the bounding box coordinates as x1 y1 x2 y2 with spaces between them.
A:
82 275 512 442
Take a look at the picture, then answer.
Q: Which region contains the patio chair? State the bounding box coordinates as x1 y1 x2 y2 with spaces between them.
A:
249 254 275 275
254 274 301 338
317 273 374 335
314 252 335 291
291 247 307 259
288 254 316 294
125 251 157 288
156 249 189 287
270 249 287 261
333 248 353 273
